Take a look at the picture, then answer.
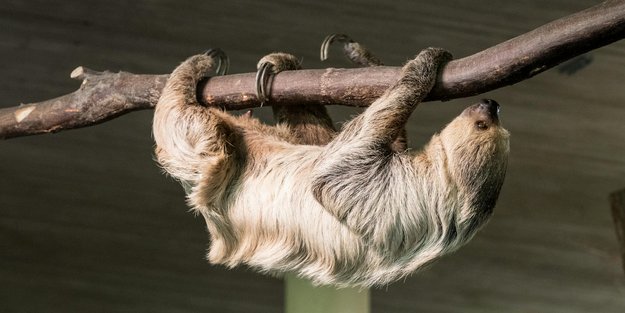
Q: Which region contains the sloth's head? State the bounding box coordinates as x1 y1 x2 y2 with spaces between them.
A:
436 99 510 222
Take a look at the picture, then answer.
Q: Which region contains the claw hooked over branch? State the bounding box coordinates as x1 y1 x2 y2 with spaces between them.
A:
320 33 383 67
255 61 275 106
204 48 230 76
320 34 355 61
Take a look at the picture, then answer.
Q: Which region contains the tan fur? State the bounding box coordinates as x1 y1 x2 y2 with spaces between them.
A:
153 48 510 287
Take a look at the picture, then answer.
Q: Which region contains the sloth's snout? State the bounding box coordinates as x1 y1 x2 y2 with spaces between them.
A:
477 99 500 119
464 99 500 126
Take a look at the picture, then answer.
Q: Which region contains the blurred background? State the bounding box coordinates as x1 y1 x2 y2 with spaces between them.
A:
1 0 625 312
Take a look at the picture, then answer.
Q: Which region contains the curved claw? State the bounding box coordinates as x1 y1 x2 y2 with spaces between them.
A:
320 34 354 61
320 34 383 67
204 48 230 75
255 61 274 106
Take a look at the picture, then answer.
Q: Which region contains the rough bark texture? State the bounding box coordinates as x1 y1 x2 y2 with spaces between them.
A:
1 0 624 139
0 68 167 139
610 189 625 274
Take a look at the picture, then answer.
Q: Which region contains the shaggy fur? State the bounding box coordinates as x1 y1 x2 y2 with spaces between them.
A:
153 48 510 287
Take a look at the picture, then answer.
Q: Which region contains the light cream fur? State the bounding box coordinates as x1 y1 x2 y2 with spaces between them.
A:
153 48 510 287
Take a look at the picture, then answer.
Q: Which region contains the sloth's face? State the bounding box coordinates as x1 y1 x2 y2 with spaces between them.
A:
438 99 510 187
440 99 509 154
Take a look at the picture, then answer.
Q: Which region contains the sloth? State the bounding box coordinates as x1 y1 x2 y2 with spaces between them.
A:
153 42 510 287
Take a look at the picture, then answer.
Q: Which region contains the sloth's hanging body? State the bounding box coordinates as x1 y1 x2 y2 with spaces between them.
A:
153 43 509 287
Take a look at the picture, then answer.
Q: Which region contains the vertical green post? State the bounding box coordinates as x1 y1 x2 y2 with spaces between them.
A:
284 274 370 313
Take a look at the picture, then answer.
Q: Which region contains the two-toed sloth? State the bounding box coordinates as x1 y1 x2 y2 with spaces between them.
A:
153 47 510 287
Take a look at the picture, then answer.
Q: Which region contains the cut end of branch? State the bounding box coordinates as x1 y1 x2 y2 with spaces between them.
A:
70 66 85 80
70 66 99 80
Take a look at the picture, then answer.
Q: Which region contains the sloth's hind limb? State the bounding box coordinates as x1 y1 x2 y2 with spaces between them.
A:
256 52 336 145
153 51 241 209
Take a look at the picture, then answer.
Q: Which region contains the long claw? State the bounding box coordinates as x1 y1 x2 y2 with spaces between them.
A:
255 61 274 106
204 48 229 75
320 33 383 67
320 34 354 61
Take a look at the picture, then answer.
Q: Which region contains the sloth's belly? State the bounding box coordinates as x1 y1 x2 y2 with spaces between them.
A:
226 145 360 249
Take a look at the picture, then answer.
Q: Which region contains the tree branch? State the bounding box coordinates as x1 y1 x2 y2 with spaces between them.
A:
2 0 624 139
0 68 167 139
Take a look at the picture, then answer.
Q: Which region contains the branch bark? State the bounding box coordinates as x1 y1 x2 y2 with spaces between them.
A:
0 68 167 139
1 0 624 139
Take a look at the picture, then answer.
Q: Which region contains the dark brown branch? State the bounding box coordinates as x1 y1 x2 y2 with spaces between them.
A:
0 67 168 139
610 189 625 274
1 0 624 139
202 0 625 107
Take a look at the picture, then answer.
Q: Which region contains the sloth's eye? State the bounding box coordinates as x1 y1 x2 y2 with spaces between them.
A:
476 121 488 130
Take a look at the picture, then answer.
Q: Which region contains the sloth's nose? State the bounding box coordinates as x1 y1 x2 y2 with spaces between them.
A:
462 99 501 124
477 99 500 118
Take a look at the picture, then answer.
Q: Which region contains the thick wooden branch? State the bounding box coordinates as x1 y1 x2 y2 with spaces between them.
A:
610 189 625 274
1 0 624 139
0 68 167 139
